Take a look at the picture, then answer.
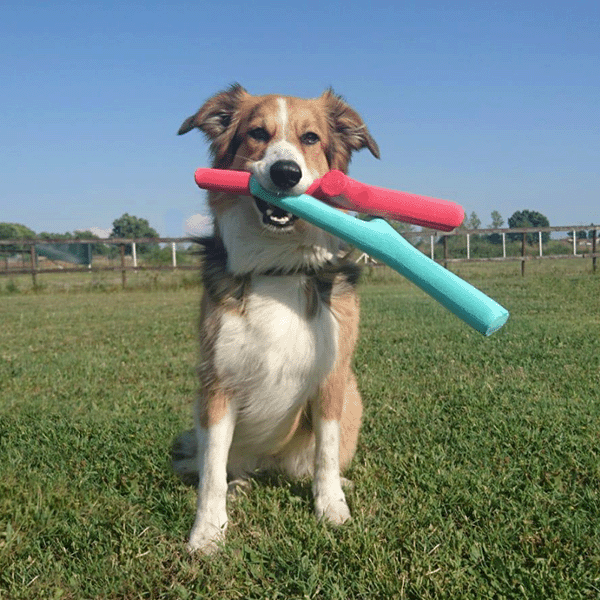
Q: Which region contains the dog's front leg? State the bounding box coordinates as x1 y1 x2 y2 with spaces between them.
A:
188 399 236 554
313 414 351 524
312 372 352 525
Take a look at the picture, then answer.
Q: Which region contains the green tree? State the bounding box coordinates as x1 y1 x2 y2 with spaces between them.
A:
466 211 481 230
487 211 504 244
38 232 72 240
508 210 550 244
109 214 160 254
0 222 36 254
72 230 106 254
490 211 504 228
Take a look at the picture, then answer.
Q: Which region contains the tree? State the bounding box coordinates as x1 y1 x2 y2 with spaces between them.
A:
38 231 72 240
508 210 550 244
466 211 481 230
0 222 36 255
487 211 504 245
72 230 105 253
109 214 159 254
489 211 504 229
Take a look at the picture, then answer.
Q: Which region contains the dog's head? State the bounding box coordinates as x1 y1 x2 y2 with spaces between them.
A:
179 84 379 274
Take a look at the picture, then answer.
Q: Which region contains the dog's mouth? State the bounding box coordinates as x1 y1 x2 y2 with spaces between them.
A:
253 196 299 231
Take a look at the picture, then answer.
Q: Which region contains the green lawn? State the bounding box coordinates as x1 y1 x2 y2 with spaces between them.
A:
1 265 599 599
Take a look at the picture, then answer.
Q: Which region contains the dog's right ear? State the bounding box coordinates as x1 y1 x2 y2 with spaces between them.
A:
178 84 248 166
178 83 247 137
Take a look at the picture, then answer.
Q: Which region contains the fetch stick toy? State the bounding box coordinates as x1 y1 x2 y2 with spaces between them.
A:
194 168 509 336
195 168 464 231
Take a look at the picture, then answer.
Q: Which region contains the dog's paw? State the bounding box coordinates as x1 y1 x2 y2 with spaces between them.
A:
340 477 354 490
227 477 252 497
187 520 227 555
314 495 351 525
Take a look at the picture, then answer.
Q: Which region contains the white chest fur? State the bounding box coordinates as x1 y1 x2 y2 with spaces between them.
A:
213 275 338 445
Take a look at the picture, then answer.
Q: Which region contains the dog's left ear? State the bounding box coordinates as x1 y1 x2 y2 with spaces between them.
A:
321 89 380 172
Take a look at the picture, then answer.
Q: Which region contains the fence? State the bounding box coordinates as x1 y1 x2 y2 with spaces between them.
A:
1 225 597 289
402 224 598 277
0 237 194 289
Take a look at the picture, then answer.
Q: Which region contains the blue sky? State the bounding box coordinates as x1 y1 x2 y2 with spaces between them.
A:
1 0 598 237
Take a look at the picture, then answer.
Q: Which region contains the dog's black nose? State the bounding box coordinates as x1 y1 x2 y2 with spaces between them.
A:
269 160 302 190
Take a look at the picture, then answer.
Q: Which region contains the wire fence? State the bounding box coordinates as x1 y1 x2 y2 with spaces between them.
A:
1 225 597 289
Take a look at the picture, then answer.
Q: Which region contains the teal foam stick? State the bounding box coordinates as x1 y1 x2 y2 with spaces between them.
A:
250 177 509 336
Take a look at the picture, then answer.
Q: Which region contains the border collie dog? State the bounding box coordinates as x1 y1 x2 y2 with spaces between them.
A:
173 84 379 553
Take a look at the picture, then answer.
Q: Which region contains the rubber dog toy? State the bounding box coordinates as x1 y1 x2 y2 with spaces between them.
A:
194 169 509 336
195 168 464 232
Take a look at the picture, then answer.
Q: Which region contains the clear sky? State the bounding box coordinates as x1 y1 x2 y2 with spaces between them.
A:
1 0 598 237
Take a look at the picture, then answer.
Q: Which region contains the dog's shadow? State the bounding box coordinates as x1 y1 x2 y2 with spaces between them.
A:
175 467 314 505
171 430 315 503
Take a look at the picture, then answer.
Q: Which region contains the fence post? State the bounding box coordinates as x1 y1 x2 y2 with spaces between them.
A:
443 235 448 268
30 244 38 289
502 232 506 258
466 233 471 260
521 232 527 277
120 244 126 290
171 242 177 269
132 242 137 268
573 230 577 256
539 231 543 257
593 229 597 274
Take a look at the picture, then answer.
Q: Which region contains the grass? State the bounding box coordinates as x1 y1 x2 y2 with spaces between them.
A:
0 267 202 295
1 263 599 599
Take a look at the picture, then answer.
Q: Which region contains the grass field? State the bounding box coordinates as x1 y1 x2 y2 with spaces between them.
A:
1 263 599 599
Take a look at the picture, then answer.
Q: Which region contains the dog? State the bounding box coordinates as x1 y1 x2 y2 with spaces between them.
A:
173 84 379 553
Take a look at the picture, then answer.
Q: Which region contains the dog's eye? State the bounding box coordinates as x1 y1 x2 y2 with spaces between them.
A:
300 132 320 146
248 127 270 142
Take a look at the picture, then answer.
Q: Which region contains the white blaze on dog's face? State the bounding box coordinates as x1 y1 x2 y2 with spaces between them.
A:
179 85 379 274
237 96 329 195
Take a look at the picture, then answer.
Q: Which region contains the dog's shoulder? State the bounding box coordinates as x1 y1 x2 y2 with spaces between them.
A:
194 236 251 309
314 260 361 294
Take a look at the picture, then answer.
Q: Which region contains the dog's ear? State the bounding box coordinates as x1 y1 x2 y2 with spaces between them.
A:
178 83 248 167
321 89 380 173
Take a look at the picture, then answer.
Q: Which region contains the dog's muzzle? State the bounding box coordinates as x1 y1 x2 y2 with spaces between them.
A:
252 160 303 230
269 160 302 190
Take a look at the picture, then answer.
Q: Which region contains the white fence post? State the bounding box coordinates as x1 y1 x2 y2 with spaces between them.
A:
466 233 471 260
171 242 177 268
502 232 506 258
573 230 577 256
430 236 435 260
538 231 543 257
132 242 137 268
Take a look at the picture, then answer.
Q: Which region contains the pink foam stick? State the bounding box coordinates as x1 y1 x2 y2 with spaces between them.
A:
195 168 329 199
194 168 252 194
315 170 464 232
194 168 464 232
